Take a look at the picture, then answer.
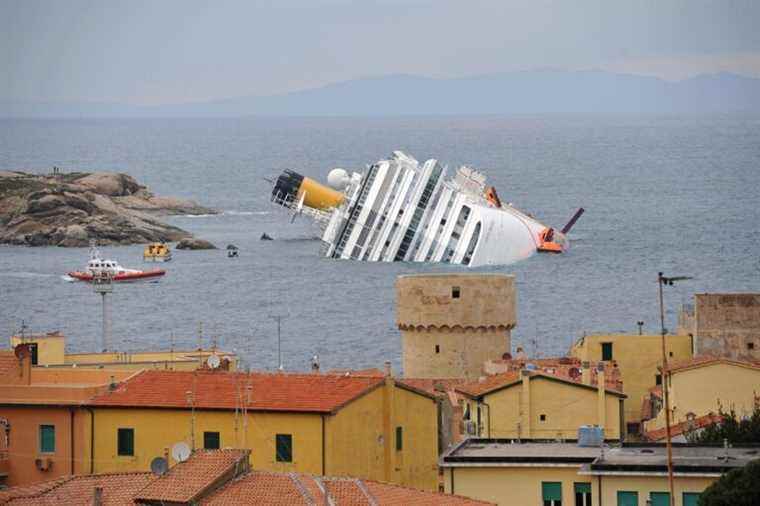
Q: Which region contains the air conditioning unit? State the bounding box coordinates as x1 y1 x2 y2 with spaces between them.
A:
35 457 52 471
464 420 478 436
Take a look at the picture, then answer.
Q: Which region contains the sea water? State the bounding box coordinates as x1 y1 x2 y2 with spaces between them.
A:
1 115 759 372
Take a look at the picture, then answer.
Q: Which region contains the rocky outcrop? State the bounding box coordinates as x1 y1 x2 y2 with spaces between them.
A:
176 238 217 250
0 171 218 247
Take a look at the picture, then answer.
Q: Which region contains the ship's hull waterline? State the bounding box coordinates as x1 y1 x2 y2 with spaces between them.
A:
271 151 580 267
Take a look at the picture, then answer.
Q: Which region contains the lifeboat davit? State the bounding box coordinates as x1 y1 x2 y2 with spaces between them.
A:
67 243 166 283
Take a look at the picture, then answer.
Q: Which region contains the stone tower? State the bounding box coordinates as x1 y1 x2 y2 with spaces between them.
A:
396 273 516 379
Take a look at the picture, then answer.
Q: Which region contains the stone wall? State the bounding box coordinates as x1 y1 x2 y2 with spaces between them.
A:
692 293 760 359
396 273 516 378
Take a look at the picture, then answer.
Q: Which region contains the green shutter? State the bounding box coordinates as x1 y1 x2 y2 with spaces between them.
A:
276 434 292 462
574 482 591 494
117 428 134 456
650 492 670 506
204 431 220 450
602 342 613 361
683 493 700 506
542 482 562 502
617 491 638 506
39 425 55 453
395 426 403 451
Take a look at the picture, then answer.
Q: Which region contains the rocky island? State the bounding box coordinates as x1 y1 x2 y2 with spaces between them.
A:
0 170 218 247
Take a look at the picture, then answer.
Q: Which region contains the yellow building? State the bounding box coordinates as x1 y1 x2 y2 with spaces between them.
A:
643 357 760 437
457 367 626 441
441 439 750 506
84 368 439 491
569 333 692 432
9 331 238 371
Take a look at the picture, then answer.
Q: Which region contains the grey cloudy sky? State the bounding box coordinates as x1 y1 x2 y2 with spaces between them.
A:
2 0 759 105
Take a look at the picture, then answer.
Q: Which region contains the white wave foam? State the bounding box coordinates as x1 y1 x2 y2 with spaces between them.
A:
225 210 269 216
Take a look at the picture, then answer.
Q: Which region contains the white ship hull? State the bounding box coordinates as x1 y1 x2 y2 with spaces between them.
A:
271 151 580 267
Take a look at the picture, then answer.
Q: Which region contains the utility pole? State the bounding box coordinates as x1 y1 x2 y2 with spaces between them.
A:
93 271 114 352
268 314 288 371
658 272 692 506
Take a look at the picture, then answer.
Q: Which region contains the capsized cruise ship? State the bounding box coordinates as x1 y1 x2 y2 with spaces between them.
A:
270 151 583 267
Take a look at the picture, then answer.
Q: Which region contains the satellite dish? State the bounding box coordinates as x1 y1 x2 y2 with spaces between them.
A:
207 354 221 369
150 456 169 475
171 442 191 463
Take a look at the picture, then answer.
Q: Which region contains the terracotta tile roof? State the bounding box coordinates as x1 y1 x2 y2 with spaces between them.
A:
644 413 724 442
667 356 760 375
363 480 492 505
199 471 310 504
457 370 626 398
456 372 521 397
201 471 494 505
398 378 469 407
134 449 249 503
87 370 384 413
2 451 491 506
0 476 71 504
485 356 624 391
1 473 153 506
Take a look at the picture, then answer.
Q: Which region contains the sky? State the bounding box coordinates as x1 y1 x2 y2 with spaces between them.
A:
2 0 760 105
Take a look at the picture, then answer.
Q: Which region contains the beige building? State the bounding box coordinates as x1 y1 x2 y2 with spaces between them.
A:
441 439 751 506
569 333 692 433
9 331 237 371
457 367 625 441
642 357 760 437
396 273 516 379
678 293 760 360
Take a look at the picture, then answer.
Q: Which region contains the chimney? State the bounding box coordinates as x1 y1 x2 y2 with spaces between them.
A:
581 361 591 385
596 363 606 432
14 343 33 385
93 486 103 506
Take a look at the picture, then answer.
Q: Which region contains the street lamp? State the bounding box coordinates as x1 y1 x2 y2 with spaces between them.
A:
658 272 692 506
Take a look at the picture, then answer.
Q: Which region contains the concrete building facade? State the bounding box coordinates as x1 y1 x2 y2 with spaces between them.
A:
441 439 751 506
396 273 516 379
457 367 625 441
569 333 692 433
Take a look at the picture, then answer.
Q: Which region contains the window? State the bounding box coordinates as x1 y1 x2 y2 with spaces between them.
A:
452 286 460 299
574 483 591 506
276 434 292 462
542 482 562 506
29 343 39 365
616 491 638 506
683 492 700 506
204 431 220 450
655 374 662 385
749 342 755 350
649 492 669 506
539 414 547 422
435 345 440 354
117 428 134 456
39 425 55 453
395 426 403 451
626 422 640 435
601 342 613 361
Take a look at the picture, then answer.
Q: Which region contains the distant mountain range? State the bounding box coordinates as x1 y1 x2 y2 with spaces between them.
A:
3 70 760 117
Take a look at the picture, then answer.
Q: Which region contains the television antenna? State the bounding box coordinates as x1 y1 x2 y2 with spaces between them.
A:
171 441 191 463
150 456 169 475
